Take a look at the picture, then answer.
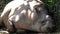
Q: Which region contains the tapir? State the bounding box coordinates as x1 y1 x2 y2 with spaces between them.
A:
0 0 55 33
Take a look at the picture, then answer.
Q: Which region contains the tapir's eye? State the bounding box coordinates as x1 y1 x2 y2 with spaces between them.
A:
41 20 47 26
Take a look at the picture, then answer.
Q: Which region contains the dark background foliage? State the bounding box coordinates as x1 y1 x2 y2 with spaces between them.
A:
0 0 12 12
0 0 60 33
42 0 59 32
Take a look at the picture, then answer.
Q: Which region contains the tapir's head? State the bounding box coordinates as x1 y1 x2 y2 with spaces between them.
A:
27 0 55 32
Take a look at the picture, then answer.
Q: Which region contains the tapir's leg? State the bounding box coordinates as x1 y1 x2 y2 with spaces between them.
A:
1 11 15 32
1 10 15 33
6 20 16 33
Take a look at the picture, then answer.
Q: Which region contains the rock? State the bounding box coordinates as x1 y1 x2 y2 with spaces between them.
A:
0 31 9 34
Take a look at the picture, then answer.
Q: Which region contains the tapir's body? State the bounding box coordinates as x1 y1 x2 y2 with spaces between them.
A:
0 0 54 33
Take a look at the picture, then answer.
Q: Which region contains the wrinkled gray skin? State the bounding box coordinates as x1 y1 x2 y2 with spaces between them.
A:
0 0 54 33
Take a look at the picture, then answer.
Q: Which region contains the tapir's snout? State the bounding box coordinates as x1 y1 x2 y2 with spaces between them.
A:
31 15 55 32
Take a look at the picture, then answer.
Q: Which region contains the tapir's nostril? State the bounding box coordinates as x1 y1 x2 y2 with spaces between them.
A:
41 20 47 26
